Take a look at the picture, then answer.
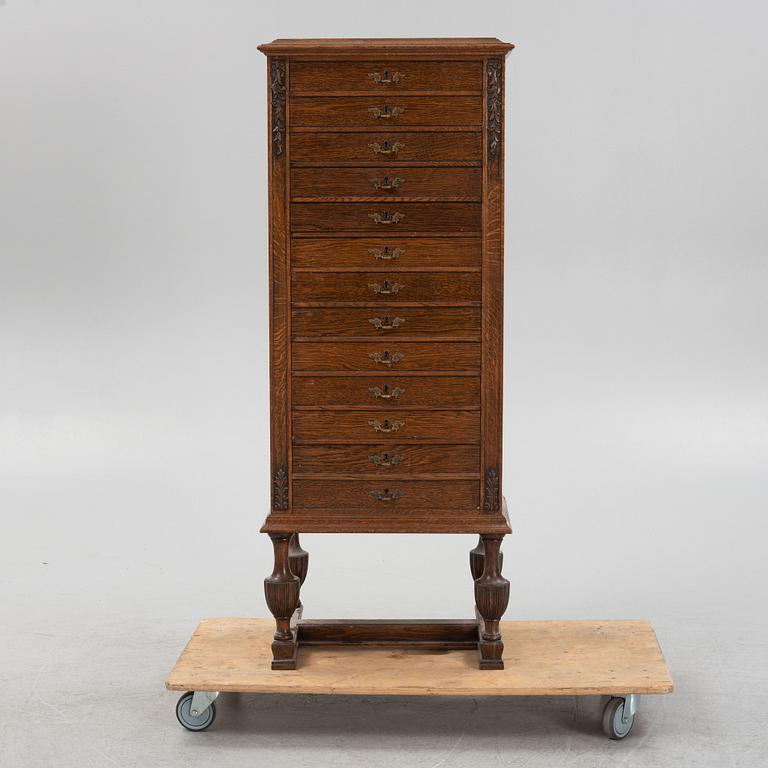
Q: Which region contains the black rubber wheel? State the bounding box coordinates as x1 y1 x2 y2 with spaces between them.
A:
176 692 217 731
602 697 634 739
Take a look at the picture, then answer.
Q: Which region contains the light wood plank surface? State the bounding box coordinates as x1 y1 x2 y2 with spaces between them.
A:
166 618 673 697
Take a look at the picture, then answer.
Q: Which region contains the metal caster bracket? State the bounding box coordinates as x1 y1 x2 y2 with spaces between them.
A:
189 690 219 718
621 693 638 723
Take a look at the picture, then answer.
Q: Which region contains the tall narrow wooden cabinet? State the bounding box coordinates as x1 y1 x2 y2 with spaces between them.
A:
257 38 514 670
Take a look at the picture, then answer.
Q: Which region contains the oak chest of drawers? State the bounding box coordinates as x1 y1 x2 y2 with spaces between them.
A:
258 38 514 670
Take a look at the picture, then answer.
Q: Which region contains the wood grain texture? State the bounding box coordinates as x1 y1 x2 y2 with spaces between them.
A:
291 166 481 199
291 237 481 269
291 95 481 127
290 131 481 164
291 202 481 234
292 444 480 475
290 61 482 92
258 38 515 57
292 479 479 510
291 341 480 371
292 410 480 441
292 375 480 407
292 271 480 304
167 618 673 695
292 307 481 338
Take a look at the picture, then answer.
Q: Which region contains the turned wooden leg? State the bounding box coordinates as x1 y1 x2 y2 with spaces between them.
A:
264 532 300 669
469 535 485 581
288 533 309 609
474 534 510 670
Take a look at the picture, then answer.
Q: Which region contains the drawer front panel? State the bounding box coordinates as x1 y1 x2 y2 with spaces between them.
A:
291 237 481 269
292 307 481 338
292 342 481 371
292 376 480 407
292 271 480 303
292 202 481 233
290 132 481 163
292 410 480 441
293 444 480 474
291 96 481 127
291 167 481 199
292 479 479 510
290 61 482 93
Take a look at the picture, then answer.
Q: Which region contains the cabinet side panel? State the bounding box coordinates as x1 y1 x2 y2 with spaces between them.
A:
481 58 505 514
268 57 290 511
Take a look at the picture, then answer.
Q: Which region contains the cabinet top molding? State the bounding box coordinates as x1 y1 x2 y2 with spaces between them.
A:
258 37 515 57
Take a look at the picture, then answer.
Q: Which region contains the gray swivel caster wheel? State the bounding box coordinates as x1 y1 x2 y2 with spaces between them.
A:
176 691 217 731
602 696 635 739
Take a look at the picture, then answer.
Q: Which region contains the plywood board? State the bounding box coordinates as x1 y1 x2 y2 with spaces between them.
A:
166 618 673 697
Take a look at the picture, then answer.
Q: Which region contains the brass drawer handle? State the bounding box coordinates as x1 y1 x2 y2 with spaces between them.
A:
370 176 404 191
369 488 403 502
368 71 404 85
369 385 405 400
368 316 404 330
369 452 403 467
369 246 404 261
368 141 404 156
369 350 404 366
369 280 404 296
368 211 404 225
368 105 405 120
368 418 404 433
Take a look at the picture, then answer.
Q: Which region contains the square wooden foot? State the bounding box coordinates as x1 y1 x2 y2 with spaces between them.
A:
478 638 505 670
270 632 298 670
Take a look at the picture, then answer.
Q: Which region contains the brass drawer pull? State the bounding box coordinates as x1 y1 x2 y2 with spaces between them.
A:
368 71 404 85
368 140 404 156
369 280 404 296
368 211 404 225
368 105 405 120
369 488 403 502
369 350 404 366
370 176 404 191
369 452 403 467
369 316 404 330
368 418 404 433
369 385 405 400
368 246 404 261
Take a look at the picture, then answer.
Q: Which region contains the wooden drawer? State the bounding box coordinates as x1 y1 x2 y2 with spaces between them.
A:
291 166 481 199
290 61 482 93
292 307 481 338
292 410 480 441
292 342 481 371
291 202 480 233
291 96 481 127
292 271 480 304
292 479 479 510
290 131 481 164
292 375 480 407
293 444 480 474
291 237 481 269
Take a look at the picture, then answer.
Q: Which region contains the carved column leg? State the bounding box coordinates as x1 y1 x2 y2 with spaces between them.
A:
264 532 300 669
288 533 309 611
469 535 485 581
474 534 510 670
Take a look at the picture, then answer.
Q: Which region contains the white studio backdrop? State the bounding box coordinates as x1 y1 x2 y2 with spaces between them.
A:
1 1 766 649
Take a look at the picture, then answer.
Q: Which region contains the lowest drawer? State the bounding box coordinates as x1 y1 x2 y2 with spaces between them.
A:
292 307 480 337
292 271 480 303
291 166 481 199
290 61 482 92
293 444 480 474
290 131 480 163
293 375 480 407
292 479 479 510
291 237 480 269
291 96 481 127
293 410 479 441
292 341 481 371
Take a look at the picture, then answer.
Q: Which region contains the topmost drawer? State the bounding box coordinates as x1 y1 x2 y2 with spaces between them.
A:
290 61 481 93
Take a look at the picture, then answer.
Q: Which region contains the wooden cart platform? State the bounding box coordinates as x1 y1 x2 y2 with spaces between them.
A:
167 618 672 736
